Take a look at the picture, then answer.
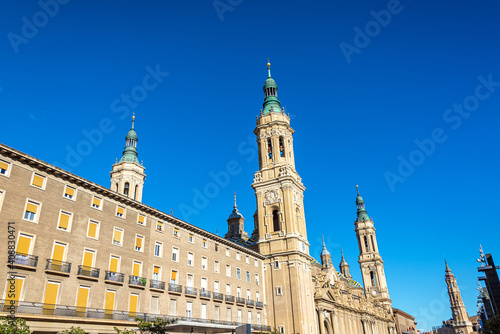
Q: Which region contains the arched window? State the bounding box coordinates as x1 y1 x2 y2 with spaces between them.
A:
124 182 130 196
134 185 138 200
267 139 273 159
371 235 376 252
370 271 376 286
272 210 280 232
364 236 370 252
279 137 285 157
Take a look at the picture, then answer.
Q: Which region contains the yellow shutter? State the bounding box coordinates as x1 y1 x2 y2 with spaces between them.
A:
138 215 145 224
133 262 140 276
135 237 142 249
0 161 8 171
129 294 138 317
59 213 70 230
92 197 101 207
109 257 119 272
157 222 163 230
52 243 65 262
4 278 24 307
17 235 32 255
113 229 122 243
26 202 38 214
88 222 97 238
171 271 177 281
76 287 90 316
65 187 75 197
32 174 45 188
153 266 160 275
117 206 124 215
43 282 59 314
83 250 94 269
105 291 115 317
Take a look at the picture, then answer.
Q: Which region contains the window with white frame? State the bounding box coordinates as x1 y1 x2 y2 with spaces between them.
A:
57 211 73 231
236 268 241 280
276 286 283 295
201 257 207 270
188 233 194 243
31 173 46 189
154 241 163 257
112 227 123 246
214 244 219 252
246 271 250 282
156 221 163 232
226 248 230 257
135 235 144 251
255 274 260 286
226 264 231 277
256 291 260 302
63 185 76 200
255 259 258 267
236 252 240 261
137 214 146 226
91 196 102 210
116 205 125 218
24 200 40 222
172 247 179 262
173 228 179 237
86 220 99 239
246 256 249 264
0 160 11 176
214 260 220 273
187 252 194 266
202 239 207 248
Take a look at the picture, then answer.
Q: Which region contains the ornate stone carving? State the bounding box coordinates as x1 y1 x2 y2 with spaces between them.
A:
293 190 303 208
264 189 281 205
253 171 262 183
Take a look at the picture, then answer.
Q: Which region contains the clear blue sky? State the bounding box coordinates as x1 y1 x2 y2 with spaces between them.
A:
2 0 500 330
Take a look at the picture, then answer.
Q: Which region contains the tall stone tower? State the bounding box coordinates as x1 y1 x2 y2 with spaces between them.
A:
445 260 475 334
110 115 146 202
251 62 317 334
354 185 391 308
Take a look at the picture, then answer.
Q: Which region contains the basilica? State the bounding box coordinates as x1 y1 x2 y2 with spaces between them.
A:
0 62 416 333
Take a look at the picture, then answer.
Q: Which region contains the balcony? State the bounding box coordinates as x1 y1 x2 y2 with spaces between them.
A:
150 280 165 291
225 295 235 303
77 266 99 281
199 289 211 300
185 286 197 297
256 301 263 309
247 299 255 307
129 275 147 288
213 292 224 302
236 297 246 305
104 271 124 284
45 259 71 276
12 253 38 269
168 283 182 294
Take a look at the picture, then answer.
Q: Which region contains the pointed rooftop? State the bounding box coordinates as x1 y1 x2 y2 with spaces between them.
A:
340 249 348 267
262 60 283 115
321 236 330 256
119 115 140 164
228 192 244 220
356 185 370 222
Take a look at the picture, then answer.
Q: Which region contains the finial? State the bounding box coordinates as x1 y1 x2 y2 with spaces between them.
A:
322 235 325 247
341 248 344 259
267 58 271 78
234 191 237 208
131 112 136 129
171 208 173 215
216 228 219 236
356 184 360 196
267 57 270 67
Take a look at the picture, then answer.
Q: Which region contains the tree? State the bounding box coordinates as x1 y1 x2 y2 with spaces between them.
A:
0 317 31 334
114 318 177 334
59 326 87 334
481 315 500 334
114 327 136 334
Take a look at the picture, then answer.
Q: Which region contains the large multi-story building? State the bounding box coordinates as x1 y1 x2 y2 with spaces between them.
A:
0 62 404 333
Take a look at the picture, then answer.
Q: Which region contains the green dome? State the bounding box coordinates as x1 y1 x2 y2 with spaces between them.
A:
126 129 138 141
261 62 283 115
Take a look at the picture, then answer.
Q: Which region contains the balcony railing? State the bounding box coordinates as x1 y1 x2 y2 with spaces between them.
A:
256 301 263 309
199 289 211 299
236 297 246 305
105 271 124 283
150 280 165 290
45 259 71 273
129 275 147 287
185 286 197 296
168 283 182 293
247 299 255 307
13 253 38 268
0 299 272 332
77 265 100 278
213 292 224 301
225 295 235 303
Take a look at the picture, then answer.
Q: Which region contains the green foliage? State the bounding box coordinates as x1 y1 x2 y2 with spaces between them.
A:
59 326 86 334
114 327 136 334
0 317 31 334
481 315 500 334
135 318 178 334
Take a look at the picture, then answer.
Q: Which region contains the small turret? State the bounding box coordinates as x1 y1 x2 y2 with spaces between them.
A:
339 249 351 278
356 185 370 222
320 236 332 269
262 60 283 115
225 193 248 240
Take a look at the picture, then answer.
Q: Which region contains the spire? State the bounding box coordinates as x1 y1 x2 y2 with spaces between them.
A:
320 235 332 268
340 249 348 266
445 259 451 272
262 60 282 115
228 192 244 219
356 185 369 222
321 235 330 255
119 115 140 164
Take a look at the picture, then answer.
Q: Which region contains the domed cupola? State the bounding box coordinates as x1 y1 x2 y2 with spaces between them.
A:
262 61 283 114
120 115 139 164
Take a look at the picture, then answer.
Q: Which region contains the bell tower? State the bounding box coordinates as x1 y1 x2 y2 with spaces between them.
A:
445 260 474 334
251 61 317 334
354 185 391 308
110 115 146 202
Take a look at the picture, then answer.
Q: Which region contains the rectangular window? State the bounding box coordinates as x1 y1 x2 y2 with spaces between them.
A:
0 160 11 176
129 293 139 318
255 274 259 286
255 259 258 267
105 290 116 318
276 287 282 296
76 286 90 316
32 173 46 189
113 228 123 246
238 309 242 324
186 301 192 319
4 276 24 306
132 260 142 277
227 308 231 322
116 205 125 218
226 248 230 257
172 247 179 262
214 260 220 273
246 256 250 264
187 252 193 266
153 266 161 281
256 291 260 302
82 249 95 269
246 271 250 282
135 235 144 251
201 257 207 270
246 289 251 300
51 242 66 263
43 281 60 314
279 326 284 334
201 277 208 291
215 244 219 252
156 221 163 232
169 299 177 316
24 200 40 222
58 211 72 231
188 233 194 243
173 228 179 237
226 264 231 277
248 311 252 324
214 306 220 321
91 196 102 210
237 287 241 298
236 252 240 261
87 220 99 239
186 274 194 288
154 241 163 257
214 281 219 293
109 255 120 273
226 284 231 295
237 268 241 280
17 233 33 255
138 214 146 225
170 270 178 284
63 185 76 200
257 313 261 326
201 304 207 320
202 239 207 248
150 296 159 315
